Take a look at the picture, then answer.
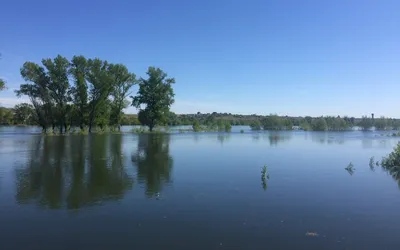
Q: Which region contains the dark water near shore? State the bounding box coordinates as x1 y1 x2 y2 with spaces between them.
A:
1 127 400 250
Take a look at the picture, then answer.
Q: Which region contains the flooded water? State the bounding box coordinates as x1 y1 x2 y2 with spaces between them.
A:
0 127 400 250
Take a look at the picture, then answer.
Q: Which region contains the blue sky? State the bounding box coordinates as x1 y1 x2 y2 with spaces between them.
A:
0 0 399 117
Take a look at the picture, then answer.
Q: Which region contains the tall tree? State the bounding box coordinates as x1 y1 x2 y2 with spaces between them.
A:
69 55 88 130
14 103 36 125
131 67 175 131
86 59 114 133
109 64 136 131
16 62 54 132
42 55 71 133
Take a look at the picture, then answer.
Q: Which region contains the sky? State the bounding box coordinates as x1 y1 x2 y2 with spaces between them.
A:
0 0 399 117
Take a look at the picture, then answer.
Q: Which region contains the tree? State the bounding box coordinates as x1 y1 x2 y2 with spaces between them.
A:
312 117 328 131
131 67 175 131
250 120 262 130
14 103 35 125
192 120 201 132
109 64 136 131
358 116 373 131
86 58 114 133
16 61 54 132
69 55 88 130
374 116 387 130
42 55 71 133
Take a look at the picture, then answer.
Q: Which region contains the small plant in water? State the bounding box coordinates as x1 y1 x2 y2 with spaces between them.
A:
369 156 375 171
261 165 270 190
345 162 355 175
240 129 244 133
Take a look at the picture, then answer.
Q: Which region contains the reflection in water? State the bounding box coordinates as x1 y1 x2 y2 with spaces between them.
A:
266 132 291 146
310 133 344 145
15 134 134 210
131 134 173 197
217 134 230 145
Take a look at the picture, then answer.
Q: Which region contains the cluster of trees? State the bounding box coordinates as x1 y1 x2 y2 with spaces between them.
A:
12 55 174 133
192 119 232 132
0 105 141 126
247 115 400 131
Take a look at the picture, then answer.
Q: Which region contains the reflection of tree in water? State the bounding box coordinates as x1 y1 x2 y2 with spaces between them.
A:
15 134 133 210
266 132 291 146
217 134 230 145
131 134 173 197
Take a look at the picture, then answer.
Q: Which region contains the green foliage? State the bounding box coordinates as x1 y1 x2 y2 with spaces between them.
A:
381 143 400 187
358 116 373 131
109 64 136 130
369 156 375 171
240 129 244 133
374 116 388 130
192 120 201 132
13 103 36 125
250 120 262 131
131 67 175 131
224 122 232 132
261 165 270 191
69 55 88 130
0 107 14 125
300 119 312 131
311 117 328 131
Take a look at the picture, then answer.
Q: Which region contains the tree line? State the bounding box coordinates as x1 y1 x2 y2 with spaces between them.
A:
9 55 174 133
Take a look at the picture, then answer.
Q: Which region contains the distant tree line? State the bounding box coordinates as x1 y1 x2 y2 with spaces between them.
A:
8 55 174 133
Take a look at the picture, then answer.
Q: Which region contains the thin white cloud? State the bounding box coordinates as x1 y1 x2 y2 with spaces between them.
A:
0 97 30 107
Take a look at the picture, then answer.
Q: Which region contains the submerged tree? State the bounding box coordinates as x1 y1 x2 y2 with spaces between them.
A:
42 55 71 133
86 59 114 133
109 64 136 131
16 61 54 132
131 67 175 131
69 55 88 130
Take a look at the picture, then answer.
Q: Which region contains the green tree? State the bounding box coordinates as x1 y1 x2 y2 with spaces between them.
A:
358 116 373 131
13 103 35 125
192 120 201 132
42 55 71 133
374 116 387 130
131 67 175 132
69 55 88 130
312 117 328 131
262 115 282 130
109 64 136 131
86 59 114 133
250 120 262 130
0 107 13 125
16 62 54 132
224 121 232 132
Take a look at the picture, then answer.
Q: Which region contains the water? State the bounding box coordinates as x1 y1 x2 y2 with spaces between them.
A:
1 127 400 250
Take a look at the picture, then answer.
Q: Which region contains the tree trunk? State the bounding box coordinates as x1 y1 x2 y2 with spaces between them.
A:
149 124 154 132
64 123 67 133
118 125 121 132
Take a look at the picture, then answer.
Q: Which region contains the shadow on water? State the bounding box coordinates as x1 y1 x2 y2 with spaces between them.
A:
15 134 134 210
265 132 292 146
131 134 173 198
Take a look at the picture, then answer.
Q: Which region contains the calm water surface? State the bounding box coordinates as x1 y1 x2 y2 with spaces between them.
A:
1 127 400 250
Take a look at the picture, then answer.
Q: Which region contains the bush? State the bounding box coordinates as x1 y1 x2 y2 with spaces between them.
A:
192 120 201 132
224 122 232 132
